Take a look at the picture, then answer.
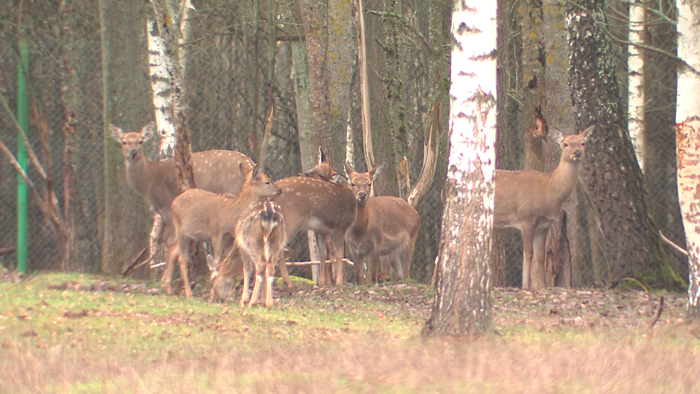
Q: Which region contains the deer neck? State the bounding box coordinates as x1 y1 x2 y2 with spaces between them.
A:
546 158 582 205
350 198 371 235
124 156 158 196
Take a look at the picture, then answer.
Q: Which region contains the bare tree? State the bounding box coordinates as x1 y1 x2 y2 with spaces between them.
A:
423 0 496 338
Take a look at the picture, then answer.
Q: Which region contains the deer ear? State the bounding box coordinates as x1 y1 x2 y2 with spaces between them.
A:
344 162 355 177
251 165 261 181
549 127 564 146
109 124 124 142
317 146 327 164
370 162 385 180
142 121 157 140
579 125 594 141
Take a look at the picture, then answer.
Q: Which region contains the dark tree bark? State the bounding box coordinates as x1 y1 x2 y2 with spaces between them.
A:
100 0 152 275
297 0 351 169
542 0 578 287
644 0 686 280
519 0 546 174
566 0 684 290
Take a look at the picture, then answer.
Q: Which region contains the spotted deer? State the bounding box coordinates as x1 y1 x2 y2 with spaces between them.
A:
344 163 421 284
273 171 357 286
169 165 281 297
236 199 287 307
494 125 592 289
110 122 254 294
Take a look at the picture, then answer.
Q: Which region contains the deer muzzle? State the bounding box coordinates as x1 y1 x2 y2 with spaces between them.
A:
128 149 139 160
357 191 368 202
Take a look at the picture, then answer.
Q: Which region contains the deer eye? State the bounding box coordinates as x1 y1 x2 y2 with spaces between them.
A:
563 143 569 147
139 140 144 145
350 183 356 187
581 142 585 147
122 141 127 145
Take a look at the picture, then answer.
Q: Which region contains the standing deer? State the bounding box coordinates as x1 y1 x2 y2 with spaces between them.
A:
494 125 592 289
273 173 357 286
169 165 281 297
110 122 254 294
236 199 286 307
344 163 421 284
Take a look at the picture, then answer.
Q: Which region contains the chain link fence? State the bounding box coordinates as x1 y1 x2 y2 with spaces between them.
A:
0 0 687 288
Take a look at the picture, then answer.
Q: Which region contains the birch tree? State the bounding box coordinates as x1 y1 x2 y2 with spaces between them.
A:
422 0 496 338
145 0 193 269
628 0 646 172
675 0 700 319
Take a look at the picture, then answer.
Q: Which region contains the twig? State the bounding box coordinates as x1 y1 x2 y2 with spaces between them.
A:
286 259 354 266
649 295 664 329
660 232 688 257
121 247 151 277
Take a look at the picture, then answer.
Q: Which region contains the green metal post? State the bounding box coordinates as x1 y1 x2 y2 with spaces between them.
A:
17 39 29 274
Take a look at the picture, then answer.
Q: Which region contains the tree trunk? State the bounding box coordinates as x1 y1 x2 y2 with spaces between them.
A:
150 0 195 192
58 0 80 272
519 0 546 174
566 0 684 291
518 0 548 288
423 0 496 338
100 0 153 275
675 0 700 320
644 0 686 281
291 40 321 282
326 0 354 166
628 0 646 172
542 0 578 288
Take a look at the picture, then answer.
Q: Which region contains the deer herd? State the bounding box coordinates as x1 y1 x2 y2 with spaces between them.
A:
111 121 591 306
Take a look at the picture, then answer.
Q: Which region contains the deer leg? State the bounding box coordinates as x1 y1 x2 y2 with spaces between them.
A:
265 256 275 307
249 259 265 307
521 224 535 289
531 228 548 289
316 235 329 286
160 214 177 295
332 231 345 286
177 240 193 297
162 242 178 295
370 249 381 284
240 254 253 306
387 251 405 280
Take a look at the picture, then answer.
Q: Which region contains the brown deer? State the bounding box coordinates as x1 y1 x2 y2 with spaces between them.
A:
494 125 592 289
236 199 286 307
273 173 357 286
169 165 281 297
303 147 348 186
110 122 254 294
344 163 421 284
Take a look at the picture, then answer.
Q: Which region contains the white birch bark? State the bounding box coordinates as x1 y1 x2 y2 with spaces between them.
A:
146 15 175 267
675 0 700 319
424 0 496 337
628 0 646 172
146 0 193 268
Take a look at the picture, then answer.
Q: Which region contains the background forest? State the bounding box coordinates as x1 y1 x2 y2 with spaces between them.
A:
0 0 687 289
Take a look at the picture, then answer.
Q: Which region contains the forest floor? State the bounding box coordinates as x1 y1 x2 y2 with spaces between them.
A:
0 271 698 393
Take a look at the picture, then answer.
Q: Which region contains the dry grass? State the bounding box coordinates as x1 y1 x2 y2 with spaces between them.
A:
0 272 698 393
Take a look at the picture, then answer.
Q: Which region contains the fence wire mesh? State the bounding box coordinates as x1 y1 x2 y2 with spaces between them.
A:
0 0 687 288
